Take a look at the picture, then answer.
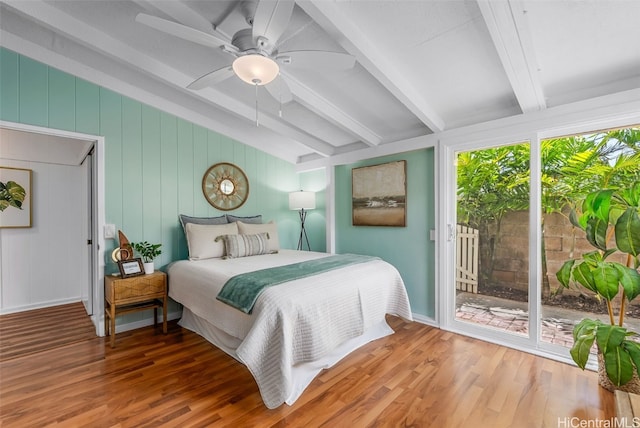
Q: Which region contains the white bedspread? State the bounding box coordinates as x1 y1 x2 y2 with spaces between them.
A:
168 250 413 409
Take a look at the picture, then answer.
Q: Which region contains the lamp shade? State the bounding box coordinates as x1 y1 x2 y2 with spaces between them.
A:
232 54 280 85
289 191 316 210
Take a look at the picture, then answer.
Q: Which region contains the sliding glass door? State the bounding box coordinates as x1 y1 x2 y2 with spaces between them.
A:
444 125 639 357
454 142 531 338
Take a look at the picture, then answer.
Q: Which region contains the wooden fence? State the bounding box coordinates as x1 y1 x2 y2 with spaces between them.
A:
456 224 479 293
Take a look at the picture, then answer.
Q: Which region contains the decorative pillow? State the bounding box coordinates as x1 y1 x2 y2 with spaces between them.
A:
237 221 280 253
179 214 228 233
218 233 271 259
185 222 238 260
226 214 262 224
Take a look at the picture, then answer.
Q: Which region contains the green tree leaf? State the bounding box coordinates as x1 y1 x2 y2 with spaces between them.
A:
616 207 640 256
585 217 609 251
617 264 640 302
604 346 634 386
570 319 597 369
593 262 620 300
556 260 575 288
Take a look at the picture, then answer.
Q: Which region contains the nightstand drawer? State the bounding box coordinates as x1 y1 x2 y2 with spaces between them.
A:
108 274 164 300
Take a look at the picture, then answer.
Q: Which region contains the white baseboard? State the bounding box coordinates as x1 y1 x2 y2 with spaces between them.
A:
0 297 82 315
411 313 439 327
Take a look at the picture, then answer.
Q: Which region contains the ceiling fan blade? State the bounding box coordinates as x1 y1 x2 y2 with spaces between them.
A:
145 1 217 36
187 66 235 90
265 75 293 104
135 13 229 48
277 50 356 70
252 0 294 44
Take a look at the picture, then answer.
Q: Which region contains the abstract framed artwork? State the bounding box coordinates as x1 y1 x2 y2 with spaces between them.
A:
352 160 406 227
0 166 32 228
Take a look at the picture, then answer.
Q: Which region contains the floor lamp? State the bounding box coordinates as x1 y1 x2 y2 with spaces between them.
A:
289 190 316 251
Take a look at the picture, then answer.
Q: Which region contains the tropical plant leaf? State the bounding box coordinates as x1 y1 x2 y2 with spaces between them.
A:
573 262 597 293
623 340 640 378
604 346 634 386
595 323 626 355
615 207 640 256
585 217 609 251
593 262 620 300
569 208 583 230
617 264 640 302
0 181 26 211
556 260 575 288
570 319 597 369
592 189 614 223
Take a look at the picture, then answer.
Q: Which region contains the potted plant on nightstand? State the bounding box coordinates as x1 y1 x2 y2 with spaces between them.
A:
556 182 640 391
131 241 162 274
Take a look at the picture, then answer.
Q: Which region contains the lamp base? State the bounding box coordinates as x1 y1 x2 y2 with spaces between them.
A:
297 209 311 251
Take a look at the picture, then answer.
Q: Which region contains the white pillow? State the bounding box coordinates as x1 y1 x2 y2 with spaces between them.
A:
237 221 280 253
185 222 239 260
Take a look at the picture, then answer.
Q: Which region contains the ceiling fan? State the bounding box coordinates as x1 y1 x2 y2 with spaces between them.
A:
135 0 356 104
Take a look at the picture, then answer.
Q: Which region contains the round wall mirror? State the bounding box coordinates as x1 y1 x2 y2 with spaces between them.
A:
202 162 249 211
219 179 235 195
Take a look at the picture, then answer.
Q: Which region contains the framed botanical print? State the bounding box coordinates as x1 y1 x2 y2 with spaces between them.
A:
0 166 32 228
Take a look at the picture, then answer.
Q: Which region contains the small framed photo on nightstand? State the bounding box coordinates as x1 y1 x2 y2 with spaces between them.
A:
117 258 145 278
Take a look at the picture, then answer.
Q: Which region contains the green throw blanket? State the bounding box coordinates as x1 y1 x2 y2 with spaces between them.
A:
216 253 379 314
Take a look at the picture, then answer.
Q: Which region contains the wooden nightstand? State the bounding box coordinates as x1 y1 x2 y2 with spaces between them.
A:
104 270 167 348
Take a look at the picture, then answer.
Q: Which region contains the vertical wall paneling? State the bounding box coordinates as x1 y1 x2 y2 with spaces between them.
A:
99 88 123 267
121 98 143 241
160 112 179 266
192 125 209 217
18 55 48 127
176 119 194 260
75 79 100 135
48 68 75 131
0 49 19 122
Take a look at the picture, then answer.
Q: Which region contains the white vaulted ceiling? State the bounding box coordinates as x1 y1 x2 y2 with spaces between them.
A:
1 0 639 168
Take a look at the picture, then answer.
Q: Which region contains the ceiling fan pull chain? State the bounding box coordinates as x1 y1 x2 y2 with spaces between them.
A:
279 74 283 118
254 80 259 127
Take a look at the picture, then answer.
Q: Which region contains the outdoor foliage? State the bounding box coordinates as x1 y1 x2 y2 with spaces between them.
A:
456 127 640 289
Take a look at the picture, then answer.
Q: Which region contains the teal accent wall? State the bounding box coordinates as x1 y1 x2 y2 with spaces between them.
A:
334 149 435 318
0 48 320 322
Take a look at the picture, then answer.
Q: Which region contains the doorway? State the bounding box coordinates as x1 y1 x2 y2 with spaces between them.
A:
0 120 105 335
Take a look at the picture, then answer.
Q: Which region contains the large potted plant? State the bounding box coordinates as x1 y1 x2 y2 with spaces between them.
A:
131 241 162 274
556 182 640 390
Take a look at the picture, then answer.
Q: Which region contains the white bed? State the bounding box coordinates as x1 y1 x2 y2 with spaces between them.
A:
167 249 413 409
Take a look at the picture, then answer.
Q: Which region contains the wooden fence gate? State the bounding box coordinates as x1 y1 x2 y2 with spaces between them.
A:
456 224 479 293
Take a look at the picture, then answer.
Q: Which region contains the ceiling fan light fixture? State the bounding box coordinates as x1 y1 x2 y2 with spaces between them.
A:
232 54 279 86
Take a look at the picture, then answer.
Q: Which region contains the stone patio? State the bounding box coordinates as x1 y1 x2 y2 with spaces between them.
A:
455 292 640 348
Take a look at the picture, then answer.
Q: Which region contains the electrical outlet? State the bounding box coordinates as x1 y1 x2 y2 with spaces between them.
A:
104 224 116 239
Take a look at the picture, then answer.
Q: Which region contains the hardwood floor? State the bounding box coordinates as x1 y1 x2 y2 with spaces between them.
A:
0 302 96 362
0 309 614 427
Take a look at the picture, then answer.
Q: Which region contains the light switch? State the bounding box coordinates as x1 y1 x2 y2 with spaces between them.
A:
104 224 116 239
429 229 436 241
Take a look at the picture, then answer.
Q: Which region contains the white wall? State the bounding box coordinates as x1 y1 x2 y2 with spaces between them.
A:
0 157 88 313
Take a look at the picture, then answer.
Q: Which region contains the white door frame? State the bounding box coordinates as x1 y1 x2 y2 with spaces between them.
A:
0 120 106 336
436 110 640 366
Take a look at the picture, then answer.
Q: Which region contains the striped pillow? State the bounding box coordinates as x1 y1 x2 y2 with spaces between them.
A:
219 233 272 259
